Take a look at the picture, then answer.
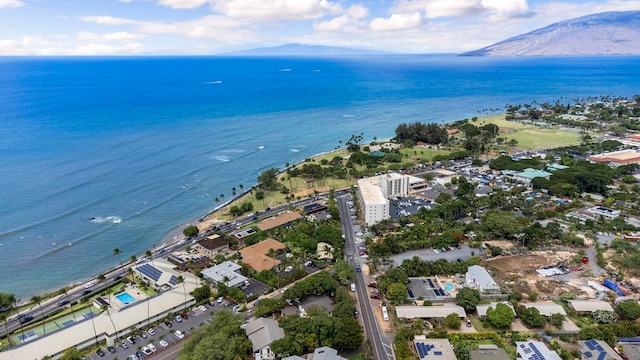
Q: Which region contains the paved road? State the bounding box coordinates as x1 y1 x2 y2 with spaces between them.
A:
337 195 394 360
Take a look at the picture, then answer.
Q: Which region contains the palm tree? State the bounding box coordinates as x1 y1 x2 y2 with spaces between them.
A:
0 293 15 346
101 304 118 342
29 295 45 335
145 249 154 328
130 255 137 263
177 276 187 313
62 288 77 323
113 248 126 280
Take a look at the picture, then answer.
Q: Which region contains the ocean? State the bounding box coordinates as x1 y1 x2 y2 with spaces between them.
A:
1 55 639 299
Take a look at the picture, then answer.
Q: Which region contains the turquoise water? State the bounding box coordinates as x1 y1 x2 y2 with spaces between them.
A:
445 283 454 292
116 292 136 304
1 55 639 298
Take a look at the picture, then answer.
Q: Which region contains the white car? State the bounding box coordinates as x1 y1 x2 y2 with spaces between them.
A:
159 340 169 348
199 305 207 312
175 330 185 339
433 248 440 254
217 296 224 303
142 346 152 356
147 328 155 336
147 343 157 352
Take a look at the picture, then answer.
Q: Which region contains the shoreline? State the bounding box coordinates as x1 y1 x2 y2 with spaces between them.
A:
16 140 361 303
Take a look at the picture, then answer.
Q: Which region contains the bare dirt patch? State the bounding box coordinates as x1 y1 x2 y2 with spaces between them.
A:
483 240 514 248
484 252 587 298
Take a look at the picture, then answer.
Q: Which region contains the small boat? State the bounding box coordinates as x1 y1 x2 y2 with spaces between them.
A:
258 146 264 150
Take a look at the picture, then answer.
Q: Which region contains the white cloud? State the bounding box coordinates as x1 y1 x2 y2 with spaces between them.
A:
0 0 24 8
210 0 342 20
135 15 252 42
70 42 144 55
81 16 136 25
157 0 209 9
345 4 369 19
393 0 532 19
314 15 361 31
77 31 143 41
370 12 423 31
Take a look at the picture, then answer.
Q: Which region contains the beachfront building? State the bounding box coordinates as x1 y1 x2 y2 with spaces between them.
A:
356 173 412 226
201 261 248 288
239 238 286 272
256 212 302 232
196 234 230 256
465 265 500 293
133 259 181 291
0 274 198 360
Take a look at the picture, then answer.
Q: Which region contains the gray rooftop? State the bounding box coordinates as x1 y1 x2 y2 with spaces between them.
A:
465 265 499 291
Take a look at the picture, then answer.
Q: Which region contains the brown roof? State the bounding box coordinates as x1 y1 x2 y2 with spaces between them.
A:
239 238 286 272
256 212 302 231
197 234 229 251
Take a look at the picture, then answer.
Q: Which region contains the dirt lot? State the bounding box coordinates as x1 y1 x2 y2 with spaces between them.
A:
484 252 587 298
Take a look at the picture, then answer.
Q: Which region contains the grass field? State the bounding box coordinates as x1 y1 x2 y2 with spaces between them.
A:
474 114 583 150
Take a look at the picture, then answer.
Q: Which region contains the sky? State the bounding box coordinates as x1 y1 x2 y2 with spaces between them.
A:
0 0 639 55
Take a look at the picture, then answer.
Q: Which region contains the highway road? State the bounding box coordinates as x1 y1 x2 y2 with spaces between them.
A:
337 195 394 360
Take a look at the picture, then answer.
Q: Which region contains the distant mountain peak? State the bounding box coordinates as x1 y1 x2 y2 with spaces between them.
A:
463 10 640 56
223 43 391 56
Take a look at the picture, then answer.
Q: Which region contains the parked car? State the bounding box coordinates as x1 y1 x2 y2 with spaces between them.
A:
107 346 116 354
181 312 189 319
127 336 136 344
148 343 157 352
164 320 173 328
147 327 155 336
370 293 381 299
159 340 169 348
142 346 152 355
368 282 377 288
96 348 106 357
175 330 185 339
199 304 207 312
174 315 183 322
121 342 128 349
217 296 224 303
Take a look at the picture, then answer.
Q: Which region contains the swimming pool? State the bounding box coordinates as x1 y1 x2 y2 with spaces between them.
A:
444 283 454 292
116 292 136 304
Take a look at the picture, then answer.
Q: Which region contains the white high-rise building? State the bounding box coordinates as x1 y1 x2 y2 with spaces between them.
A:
357 173 410 226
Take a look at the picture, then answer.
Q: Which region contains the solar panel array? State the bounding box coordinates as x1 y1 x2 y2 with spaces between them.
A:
427 279 435 287
416 343 443 358
169 275 179 285
137 264 162 281
434 289 446 296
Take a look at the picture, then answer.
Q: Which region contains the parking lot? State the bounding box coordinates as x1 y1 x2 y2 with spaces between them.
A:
390 243 476 266
84 303 245 360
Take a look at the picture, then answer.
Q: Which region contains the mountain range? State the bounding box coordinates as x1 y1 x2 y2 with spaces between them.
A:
463 10 640 56
224 43 390 56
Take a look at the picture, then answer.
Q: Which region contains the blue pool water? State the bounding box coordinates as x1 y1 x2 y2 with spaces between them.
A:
445 283 454 292
116 292 136 304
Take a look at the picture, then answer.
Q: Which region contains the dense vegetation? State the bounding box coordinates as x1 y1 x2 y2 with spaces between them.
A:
178 310 252 360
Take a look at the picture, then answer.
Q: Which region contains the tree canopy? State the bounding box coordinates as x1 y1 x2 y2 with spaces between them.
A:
486 303 515 328
456 288 480 312
178 310 252 360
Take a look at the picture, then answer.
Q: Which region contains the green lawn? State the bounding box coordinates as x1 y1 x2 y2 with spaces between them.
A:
347 354 363 360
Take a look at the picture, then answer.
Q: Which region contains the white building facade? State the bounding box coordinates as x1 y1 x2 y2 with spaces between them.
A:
357 173 411 226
